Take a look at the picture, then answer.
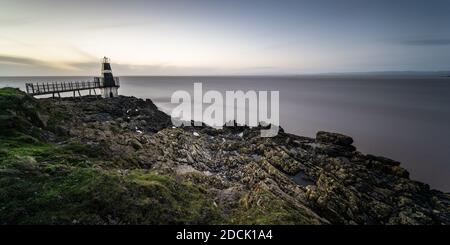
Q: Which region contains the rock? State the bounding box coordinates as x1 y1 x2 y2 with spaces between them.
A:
369 200 393 220
1 88 448 225
36 112 48 128
366 154 401 166
316 131 353 146
314 144 356 157
389 166 410 178
129 139 143 150
119 122 128 129
176 165 201 175
55 125 69 136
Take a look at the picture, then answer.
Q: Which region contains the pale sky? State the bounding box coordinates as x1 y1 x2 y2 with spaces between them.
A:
1 0 450 76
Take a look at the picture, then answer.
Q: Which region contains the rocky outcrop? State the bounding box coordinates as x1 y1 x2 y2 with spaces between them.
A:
316 131 354 146
0 88 449 225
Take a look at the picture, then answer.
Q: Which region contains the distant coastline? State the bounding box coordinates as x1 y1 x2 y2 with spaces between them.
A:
1 71 450 78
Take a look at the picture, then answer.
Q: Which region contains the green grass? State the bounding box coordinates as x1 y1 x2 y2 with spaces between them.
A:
0 129 222 224
0 87 42 136
0 87 25 97
0 165 223 224
0 135 53 162
0 141 222 224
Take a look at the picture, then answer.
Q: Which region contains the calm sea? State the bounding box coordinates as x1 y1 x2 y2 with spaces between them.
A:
1 75 450 191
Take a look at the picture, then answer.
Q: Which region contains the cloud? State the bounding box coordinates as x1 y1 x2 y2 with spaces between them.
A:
0 54 281 76
0 54 96 75
69 47 98 61
400 38 450 46
0 54 61 76
0 54 223 76
0 55 42 66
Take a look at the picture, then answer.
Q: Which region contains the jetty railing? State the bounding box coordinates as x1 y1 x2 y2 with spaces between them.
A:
25 77 119 97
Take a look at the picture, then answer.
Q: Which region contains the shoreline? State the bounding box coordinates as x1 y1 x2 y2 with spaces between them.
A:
1 87 449 224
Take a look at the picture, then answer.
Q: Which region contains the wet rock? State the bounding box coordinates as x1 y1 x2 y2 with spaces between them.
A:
366 154 401 166
389 166 410 178
314 144 356 157
316 131 354 146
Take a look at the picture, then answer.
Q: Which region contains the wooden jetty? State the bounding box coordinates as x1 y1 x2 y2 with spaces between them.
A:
25 77 120 98
25 57 120 98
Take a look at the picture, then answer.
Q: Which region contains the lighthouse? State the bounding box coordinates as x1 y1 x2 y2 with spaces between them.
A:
100 57 120 98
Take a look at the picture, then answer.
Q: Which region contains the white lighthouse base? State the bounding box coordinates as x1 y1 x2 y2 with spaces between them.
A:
102 87 119 98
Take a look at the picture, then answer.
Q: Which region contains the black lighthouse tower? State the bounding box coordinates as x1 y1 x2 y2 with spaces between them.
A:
100 57 119 98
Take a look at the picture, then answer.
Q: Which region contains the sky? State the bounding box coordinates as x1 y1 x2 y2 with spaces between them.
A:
0 0 450 76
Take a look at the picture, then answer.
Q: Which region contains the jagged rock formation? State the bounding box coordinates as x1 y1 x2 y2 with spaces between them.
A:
0 87 449 224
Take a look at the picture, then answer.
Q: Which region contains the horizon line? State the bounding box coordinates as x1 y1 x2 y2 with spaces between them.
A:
1 70 449 78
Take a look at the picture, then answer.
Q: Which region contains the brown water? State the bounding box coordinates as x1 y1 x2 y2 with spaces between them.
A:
1 75 450 191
